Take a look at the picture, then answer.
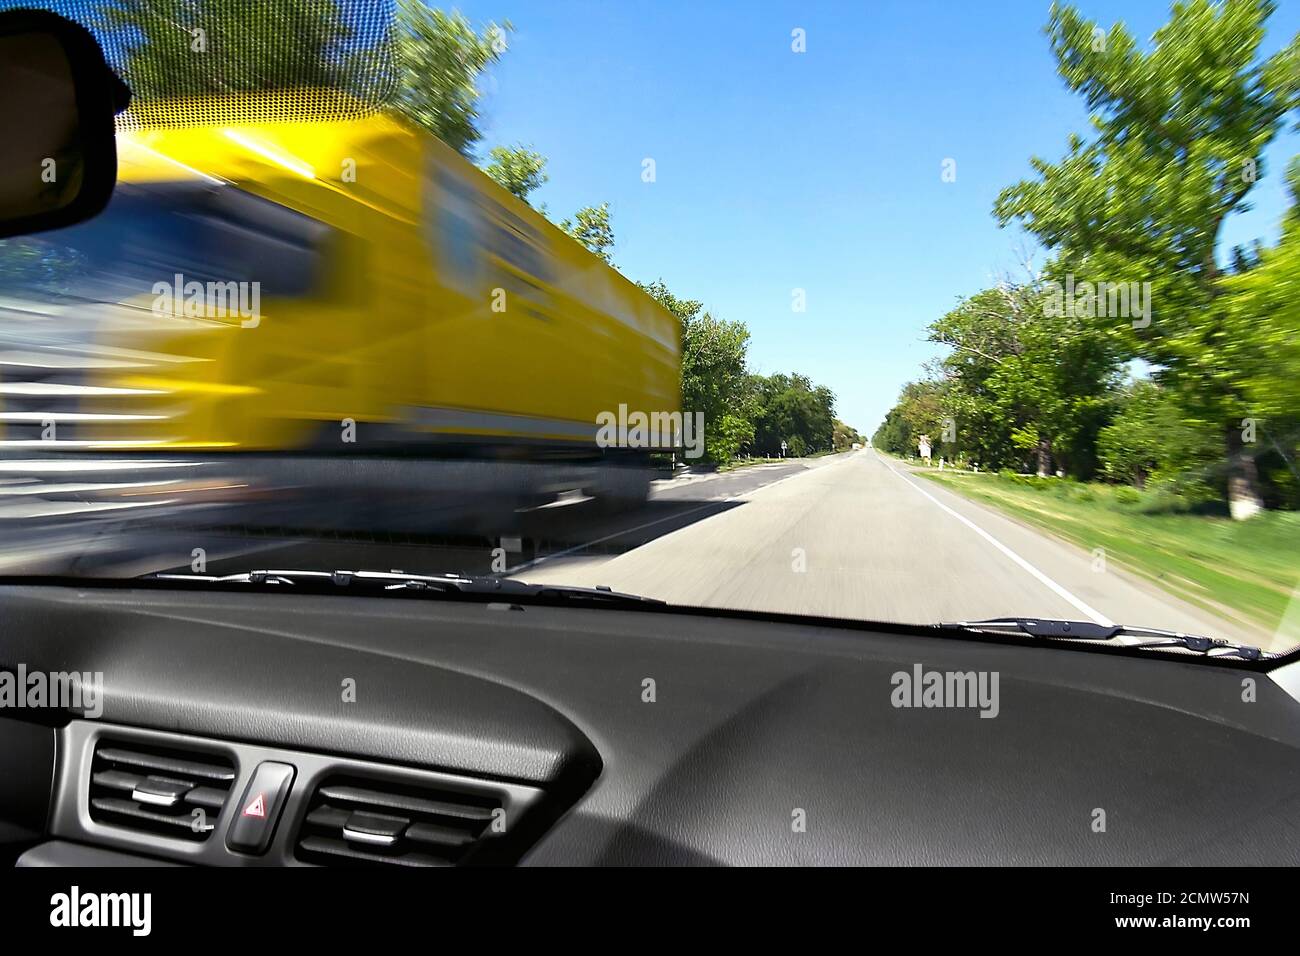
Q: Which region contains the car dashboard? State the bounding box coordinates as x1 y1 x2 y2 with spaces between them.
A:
2 582 1300 867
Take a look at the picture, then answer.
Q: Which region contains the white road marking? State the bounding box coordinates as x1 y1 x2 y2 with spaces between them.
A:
876 454 1114 626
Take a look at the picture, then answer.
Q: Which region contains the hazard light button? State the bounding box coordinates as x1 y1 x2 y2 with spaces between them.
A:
226 761 295 855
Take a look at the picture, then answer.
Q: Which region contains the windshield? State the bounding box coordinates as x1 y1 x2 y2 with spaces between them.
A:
0 0 1297 659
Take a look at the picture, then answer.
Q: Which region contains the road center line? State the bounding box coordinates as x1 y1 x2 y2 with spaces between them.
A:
876 454 1114 626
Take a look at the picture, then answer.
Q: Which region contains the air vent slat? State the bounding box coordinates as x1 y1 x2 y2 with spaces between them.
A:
306 805 350 829
405 820 477 849
184 786 229 810
91 796 216 833
96 746 236 782
343 810 408 841
133 776 195 805
298 835 451 868
89 740 236 842
91 769 142 792
297 773 530 867
318 784 496 822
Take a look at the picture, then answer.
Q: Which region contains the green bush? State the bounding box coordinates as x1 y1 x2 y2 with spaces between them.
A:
1113 486 1141 505
1098 381 1221 489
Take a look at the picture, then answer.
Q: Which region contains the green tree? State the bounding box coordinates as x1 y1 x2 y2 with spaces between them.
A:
640 279 755 464
873 405 913 457
1222 158 1300 422
994 0 1300 513
832 420 863 451
1097 380 1220 490
709 413 757 465
97 0 355 97
873 380 947 458
1221 157 1300 507
928 284 1120 476
754 374 842 457
482 143 548 204
679 310 754 463
749 373 837 457
637 279 701 325
390 2 512 155
560 203 614 262
97 1 512 156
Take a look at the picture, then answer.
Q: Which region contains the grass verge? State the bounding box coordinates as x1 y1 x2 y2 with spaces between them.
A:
915 469 1299 643
719 456 787 473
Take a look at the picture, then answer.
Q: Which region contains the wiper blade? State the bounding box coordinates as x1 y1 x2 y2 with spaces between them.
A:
145 568 664 608
941 617 1266 660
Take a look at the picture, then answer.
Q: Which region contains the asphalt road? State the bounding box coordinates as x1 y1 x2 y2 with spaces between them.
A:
516 448 1287 652
0 448 1287 652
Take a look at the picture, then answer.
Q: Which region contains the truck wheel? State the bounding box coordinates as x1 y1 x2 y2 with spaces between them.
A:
594 466 652 513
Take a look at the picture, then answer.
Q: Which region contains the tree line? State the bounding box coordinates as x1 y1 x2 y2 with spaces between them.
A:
874 0 1299 517
634 281 857 464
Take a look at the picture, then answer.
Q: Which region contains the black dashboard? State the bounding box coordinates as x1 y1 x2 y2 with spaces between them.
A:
3 582 1300 867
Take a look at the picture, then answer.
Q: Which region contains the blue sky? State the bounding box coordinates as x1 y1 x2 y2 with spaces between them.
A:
449 0 1300 432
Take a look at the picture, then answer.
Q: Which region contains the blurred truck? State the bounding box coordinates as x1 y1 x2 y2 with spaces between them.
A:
0 99 682 513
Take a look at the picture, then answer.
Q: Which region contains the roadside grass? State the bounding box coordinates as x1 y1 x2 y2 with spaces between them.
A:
914 469 1299 641
719 456 787 473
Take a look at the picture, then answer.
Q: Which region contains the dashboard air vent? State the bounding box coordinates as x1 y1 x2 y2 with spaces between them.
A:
297 773 541 867
88 740 236 842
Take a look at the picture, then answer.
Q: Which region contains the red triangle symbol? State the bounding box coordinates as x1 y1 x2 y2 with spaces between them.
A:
243 793 266 818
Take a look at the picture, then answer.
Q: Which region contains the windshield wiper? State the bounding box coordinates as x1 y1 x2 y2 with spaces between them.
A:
144 568 664 608
940 617 1266 660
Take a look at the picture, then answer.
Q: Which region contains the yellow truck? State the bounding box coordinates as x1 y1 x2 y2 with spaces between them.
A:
0 101 682 509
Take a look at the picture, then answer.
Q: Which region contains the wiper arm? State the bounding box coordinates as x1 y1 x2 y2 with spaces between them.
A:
145 568 664 608
940 617 1266 661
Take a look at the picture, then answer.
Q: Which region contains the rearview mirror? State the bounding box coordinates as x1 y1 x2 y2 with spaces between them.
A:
0 8 129 239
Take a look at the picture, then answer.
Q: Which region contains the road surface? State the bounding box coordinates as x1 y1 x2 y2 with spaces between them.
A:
0 448 1290 652
516 449 1290 652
